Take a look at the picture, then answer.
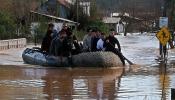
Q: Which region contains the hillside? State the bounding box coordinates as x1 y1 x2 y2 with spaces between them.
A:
96 0 163 19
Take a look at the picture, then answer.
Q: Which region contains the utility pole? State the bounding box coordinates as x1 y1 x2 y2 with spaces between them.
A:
170 0 175 29
162 0 167 17
76 0 79 32
171 1 175 100
76 0 79 23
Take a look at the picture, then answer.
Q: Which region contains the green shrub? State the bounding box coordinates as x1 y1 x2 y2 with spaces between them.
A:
34 22 48 43
88 19 109 34
73 30 86 40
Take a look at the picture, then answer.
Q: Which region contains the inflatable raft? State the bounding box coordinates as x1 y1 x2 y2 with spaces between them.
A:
22 48 123 67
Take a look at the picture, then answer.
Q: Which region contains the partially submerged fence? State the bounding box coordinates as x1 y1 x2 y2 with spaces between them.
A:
0 38 26 51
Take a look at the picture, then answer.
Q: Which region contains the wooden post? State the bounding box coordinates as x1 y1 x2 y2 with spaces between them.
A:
17 39 18 48
172 88 175 100
8 41 9 49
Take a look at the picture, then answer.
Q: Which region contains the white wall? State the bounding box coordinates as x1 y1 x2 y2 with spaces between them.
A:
0 38 26 51
116 23 124 33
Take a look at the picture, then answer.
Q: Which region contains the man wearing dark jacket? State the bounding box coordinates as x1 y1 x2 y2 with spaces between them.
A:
105 30 125 65
41 23 54 53
105 30 121 52
91 29 101 52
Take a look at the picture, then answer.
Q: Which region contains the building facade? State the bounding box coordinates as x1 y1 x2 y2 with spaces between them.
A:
37 0 71 19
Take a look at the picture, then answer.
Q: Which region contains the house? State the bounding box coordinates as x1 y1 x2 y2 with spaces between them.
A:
31 0 78 34
103 17 125 33
30 10 78 33
79 0 91 16
103 12 149 35
37 0 71 19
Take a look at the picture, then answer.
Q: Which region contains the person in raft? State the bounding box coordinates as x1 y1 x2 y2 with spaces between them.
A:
41 23 54 53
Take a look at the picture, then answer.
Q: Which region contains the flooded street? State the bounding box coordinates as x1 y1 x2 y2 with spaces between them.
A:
1 34 175 100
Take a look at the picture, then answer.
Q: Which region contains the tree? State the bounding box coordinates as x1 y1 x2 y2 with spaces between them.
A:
69 0 89 30
0 11 16 40
34 19 48 43
166 0 175 29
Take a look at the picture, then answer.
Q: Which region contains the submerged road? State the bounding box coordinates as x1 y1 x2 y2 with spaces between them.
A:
0 33 175 100
1 33 173 66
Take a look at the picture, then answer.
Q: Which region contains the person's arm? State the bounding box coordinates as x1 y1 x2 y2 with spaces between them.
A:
49 39 55 55
114 37 121 52
41 36 47 51
82 35 88 50
96 39 100 50
97 39 103 50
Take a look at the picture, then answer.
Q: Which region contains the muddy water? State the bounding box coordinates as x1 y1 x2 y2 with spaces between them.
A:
0 66 124 100
0 34 175 100
0 64 175 100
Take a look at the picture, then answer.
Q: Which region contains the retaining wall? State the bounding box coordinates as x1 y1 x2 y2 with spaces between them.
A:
0 38 26 51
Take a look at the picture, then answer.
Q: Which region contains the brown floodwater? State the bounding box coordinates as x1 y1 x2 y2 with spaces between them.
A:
0 65 125 100
1 34 175 100
0 63 175 100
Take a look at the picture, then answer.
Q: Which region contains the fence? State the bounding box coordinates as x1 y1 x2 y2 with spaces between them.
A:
0 38 26 51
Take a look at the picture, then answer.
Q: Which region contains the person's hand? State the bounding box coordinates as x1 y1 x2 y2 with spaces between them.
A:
106 39 109 43
74 40 78 43
59 36 65 42
102 48 106 51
